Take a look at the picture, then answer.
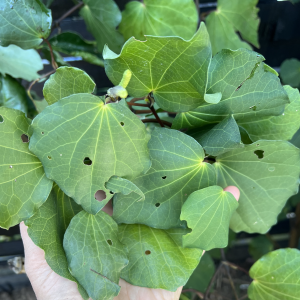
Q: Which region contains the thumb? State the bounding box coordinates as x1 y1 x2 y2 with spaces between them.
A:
224 186 240 201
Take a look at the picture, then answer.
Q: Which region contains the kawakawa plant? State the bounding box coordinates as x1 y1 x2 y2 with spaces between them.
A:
1 23 300 300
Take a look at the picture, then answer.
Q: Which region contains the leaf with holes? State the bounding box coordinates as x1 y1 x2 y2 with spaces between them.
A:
248 248 300 300
0 75 28 115
0 107 53 229
280 58 300 88
0 0 51 49
25 184 89 300
43 67 95 105
239 86 300 141
206 0 260 55
105 176 145 201
80 0 124 53
215 141 300 233
119 0 198 41
180 186 239 250
63 210 128 300
172 49 289 130
113 127 216 229
103 23 211 112
189 115 243 156
29 96 151 215
118 224 202 291
0 45 43 81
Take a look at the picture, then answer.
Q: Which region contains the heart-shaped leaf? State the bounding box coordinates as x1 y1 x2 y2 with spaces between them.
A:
119 0 198 41
180 186 239 250
248 248 300 300
215 141 300 233
0 107 52 229
25 184 88 300
104 23 211 112
29 96 151 215
113 127 216 229
43 67 95 105
118 224 202 291
172 49 289 130
0 0 52 49
63 211 128 300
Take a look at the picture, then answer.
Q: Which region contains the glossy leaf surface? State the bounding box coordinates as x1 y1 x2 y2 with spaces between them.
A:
248 248 300 300
29 96 151 215
113 127 216 229
43 67 95 105
119 224 202 291
216 141 300 233
0 0 51 49
64 211 128 300
0 107 52 229
104 23 211 112
119 0 198 41
181 186 238 250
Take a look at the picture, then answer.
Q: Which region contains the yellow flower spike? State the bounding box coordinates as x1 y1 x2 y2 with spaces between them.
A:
119 69 132 89
106 70 132 101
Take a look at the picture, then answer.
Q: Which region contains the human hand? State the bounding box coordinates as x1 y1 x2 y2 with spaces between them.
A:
20 186 240 300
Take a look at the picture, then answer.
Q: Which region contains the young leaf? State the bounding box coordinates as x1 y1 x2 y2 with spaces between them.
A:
248 248 300 300
0 0 52 49
180 186 239 250
206 0 260 55
29 96 151 215
172 49 289 130
248 235 274 261
80 0 124 53
204 92 222 104
239 86 300 141
118 224 203 291
113 127 216 229
280 58 300 88
63 211 128 300
25 184 89 300
0 107 52 229
104 23 212 112
43 67 95 105
0 45 43 81
119 0 198 41
105 176 145 201
215 141 300 234
0 75 28 115
190 115 243 156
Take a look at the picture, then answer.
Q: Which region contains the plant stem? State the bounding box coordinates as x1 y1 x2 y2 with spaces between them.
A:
127 102 149 107
204 263 223 300
51 2 84 31
43 38 58 69
222 261 249 276
182 289 204 299
132 109 152 114
130 97 146 103
149 105 165 127
142 119 172 127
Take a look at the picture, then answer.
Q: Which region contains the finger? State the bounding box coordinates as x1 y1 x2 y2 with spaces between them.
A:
224 186 240 201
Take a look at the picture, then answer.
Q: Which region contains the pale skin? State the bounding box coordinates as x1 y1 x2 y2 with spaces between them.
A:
20 186 240 300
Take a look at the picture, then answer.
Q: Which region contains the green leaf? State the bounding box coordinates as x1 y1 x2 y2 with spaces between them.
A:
105 176 145 201
288 0 300 3
0 0 51 49
239 86 300 141
280 58 300 88
215 141 300 233
80 0 124 53
0 107 52 229
43 67 95 105
103 23 212 112
25 184 89 300
172 49 289 130
180 186 238 250
206 0 259 55
0 75 28 115
29 96 151 215
41 48 70 67
119 0 198 41
118 224 203 291
0 45 43 81
248 248 300 300
113 127 216 229
204 92 222 104
183 252 215 293
248 235 274 261
33 98 48 113
64 211 128 300
191 115 243 156
49 32 104 67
